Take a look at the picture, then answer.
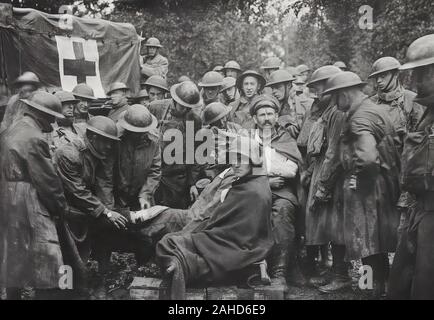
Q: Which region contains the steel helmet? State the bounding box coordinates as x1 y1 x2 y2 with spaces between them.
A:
145 37 162 48
118 104 158 133
202 102 232 125
401 34 434 70
265 69 296 87
72 83 95 100
213 65 224 72
333 61 348 70
106 82 129 96
322 71 366 95
286 66 301 78
135 89 149 99
223 60 241 72
177 75 191 83
87 116 120 140
297 64 310 74
144 75 169 92
54 90 80 104
368 57 401 78
236 70 266 91
261 56 282 70
21 91 64 119
170 81 203 108
13 71 41 86
220 77 236 92
307 65 342 87
198 71 224 87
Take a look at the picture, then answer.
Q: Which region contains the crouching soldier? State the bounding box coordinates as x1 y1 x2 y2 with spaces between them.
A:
0 92 67 299
53 116 129 275
115 104 161 211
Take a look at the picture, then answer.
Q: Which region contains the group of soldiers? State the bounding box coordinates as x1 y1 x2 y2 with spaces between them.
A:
0 33 434 300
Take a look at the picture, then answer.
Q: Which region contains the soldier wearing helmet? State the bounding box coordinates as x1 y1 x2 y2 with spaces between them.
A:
148 81 204 209
144 75 169 103
49 90 84 153
0 91 67 299
264 69 313 139
140 37 169 79
0 71 41 133
301 65 350 292
261 56 282 81
249 94 304 290
115 104 160 210
333 61 348 71
72 83 96 124
199 102 244 179
219 76 240 105
107 82 130 122
222 60 242 79
322 71 401 297
213 65 225 77
54 116 133 285
130 88 150 108
368 56 425 150
388 34 434 300
228 70 266 129
199 71 224 106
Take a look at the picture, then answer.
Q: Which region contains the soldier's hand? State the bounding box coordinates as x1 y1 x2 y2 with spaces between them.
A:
107 210 128 230
190 186 199 202
300 171 311 187
269 177 285 189
139 198 151 210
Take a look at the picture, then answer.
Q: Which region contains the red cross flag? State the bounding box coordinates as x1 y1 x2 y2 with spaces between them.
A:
0 4 141 97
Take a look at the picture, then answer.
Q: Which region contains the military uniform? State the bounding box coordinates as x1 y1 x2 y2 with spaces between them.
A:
149 99 203 209
141 53 169 79
0 115 65 289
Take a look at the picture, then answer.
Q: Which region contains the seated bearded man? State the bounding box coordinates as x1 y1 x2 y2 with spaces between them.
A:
249 94 304 289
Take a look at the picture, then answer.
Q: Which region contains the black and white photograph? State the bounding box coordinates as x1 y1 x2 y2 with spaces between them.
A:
0 0 433 303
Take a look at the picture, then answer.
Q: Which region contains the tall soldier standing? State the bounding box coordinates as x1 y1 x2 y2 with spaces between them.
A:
389 34 434 300
0 92 67 299
322 71 401 297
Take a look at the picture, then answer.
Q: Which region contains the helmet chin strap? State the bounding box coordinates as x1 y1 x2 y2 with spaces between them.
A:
383 70 399 93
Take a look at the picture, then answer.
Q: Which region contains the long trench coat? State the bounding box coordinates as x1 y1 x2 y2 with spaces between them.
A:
339 97 400 261
305 100 346 246
0 115 66 288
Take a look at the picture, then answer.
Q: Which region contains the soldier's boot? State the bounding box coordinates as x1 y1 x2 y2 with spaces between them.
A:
317 244 352 293
309 244 344 287
268 246 289 290
286 242 308 288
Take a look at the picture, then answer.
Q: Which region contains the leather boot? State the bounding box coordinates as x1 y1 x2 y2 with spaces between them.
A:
268 246 289 290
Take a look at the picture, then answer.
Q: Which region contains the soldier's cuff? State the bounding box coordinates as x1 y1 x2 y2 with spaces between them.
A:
93 204 106 218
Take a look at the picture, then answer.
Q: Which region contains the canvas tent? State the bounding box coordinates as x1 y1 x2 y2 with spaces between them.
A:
0 3 141 98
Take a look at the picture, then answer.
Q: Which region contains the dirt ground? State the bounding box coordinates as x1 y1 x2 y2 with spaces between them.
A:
15 252 385 300
95 253 382 300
